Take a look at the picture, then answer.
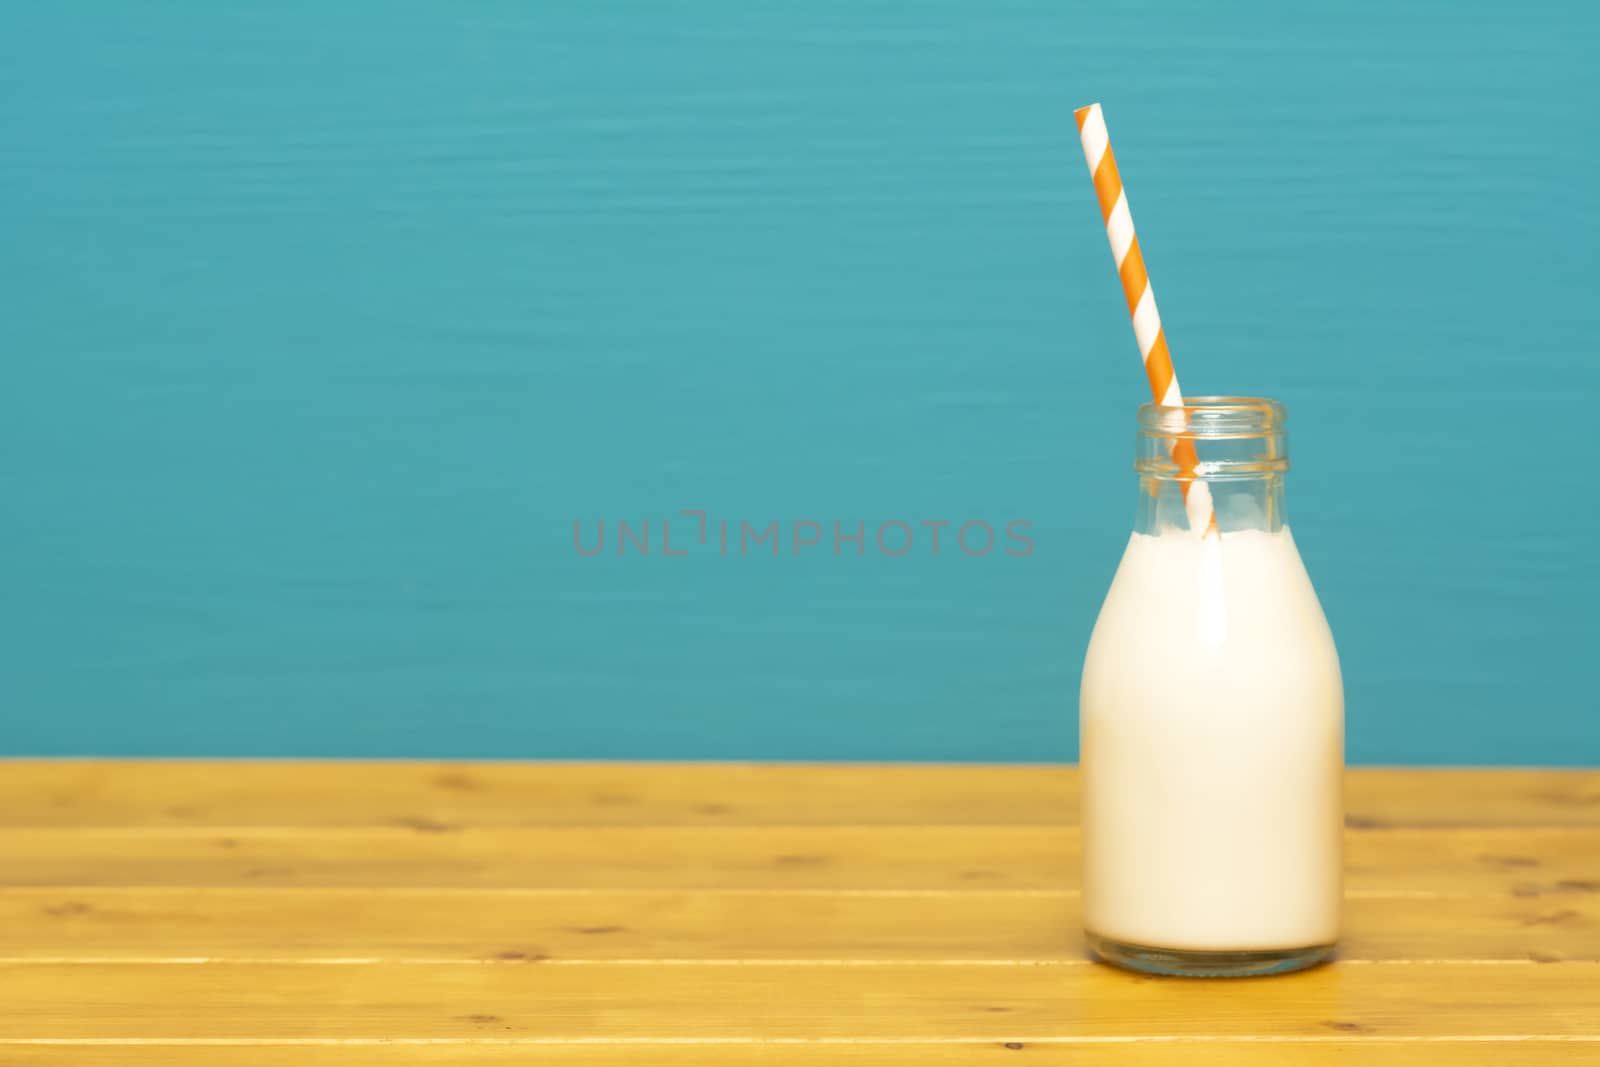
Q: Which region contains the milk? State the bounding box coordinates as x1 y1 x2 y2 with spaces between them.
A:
1081 526 1343 952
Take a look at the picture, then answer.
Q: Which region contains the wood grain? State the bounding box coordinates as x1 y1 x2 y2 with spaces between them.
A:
4 961 1599 1040
2 1045 1596 1067
1 888 1595 963
2 824 1595 894
5 761 1597 1061
3 763 1596 828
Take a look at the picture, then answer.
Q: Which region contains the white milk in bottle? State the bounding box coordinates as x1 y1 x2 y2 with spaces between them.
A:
1080 397 1343 977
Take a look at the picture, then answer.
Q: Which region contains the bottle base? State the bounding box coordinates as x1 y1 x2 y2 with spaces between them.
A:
1086 931 1335 978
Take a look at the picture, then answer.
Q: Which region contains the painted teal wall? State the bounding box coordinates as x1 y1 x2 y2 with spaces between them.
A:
2 2 1596 763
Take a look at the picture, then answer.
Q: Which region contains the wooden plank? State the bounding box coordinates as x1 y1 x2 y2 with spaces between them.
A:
0 1043 1596 1066
1 962 1597 1040
1343 770 1600 829
0 762 1073 828
2 762 1596 829
0 887 1595 963
1 825 1595 894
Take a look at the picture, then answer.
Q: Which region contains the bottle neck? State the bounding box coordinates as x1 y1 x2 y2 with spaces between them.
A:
1135 396 1289 536
1136 472 1286 535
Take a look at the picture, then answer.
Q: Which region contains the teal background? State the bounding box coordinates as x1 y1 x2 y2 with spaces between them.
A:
2 2 1596 763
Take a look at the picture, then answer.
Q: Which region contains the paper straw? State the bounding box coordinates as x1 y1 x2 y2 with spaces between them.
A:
1075 102 1217 537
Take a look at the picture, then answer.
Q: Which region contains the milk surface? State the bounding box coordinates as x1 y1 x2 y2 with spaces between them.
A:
1080 526 1343 951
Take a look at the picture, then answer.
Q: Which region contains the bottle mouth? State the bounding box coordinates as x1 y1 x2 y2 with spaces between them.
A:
1136 396 1288 479
1138 396 1286 438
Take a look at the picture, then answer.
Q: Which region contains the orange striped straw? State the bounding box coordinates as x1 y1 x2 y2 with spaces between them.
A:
1074 102 1217 538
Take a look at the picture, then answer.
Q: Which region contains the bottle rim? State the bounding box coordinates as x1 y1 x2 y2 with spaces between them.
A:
1138 396 1286 438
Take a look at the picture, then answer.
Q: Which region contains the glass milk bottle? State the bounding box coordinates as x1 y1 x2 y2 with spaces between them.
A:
1080 397 1343 977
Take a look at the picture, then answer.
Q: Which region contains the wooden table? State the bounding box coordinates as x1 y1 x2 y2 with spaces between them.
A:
2 762 1597 1063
